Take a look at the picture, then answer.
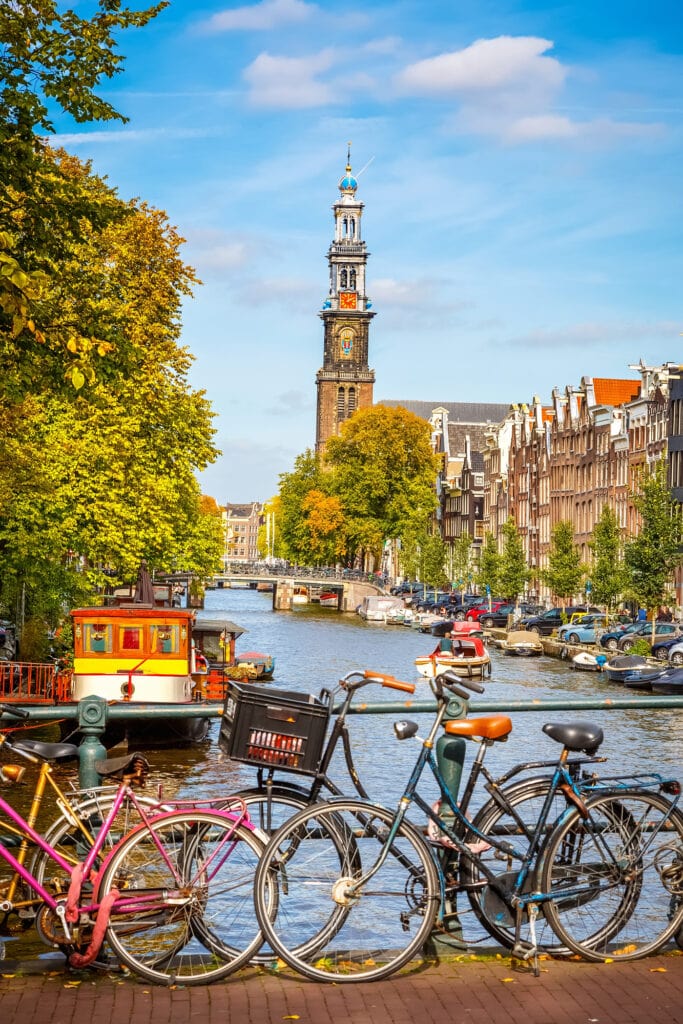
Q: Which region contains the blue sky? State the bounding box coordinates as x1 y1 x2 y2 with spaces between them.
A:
54 0 683 502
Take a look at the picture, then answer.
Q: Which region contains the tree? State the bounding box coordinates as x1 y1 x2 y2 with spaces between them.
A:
541 520 584 607
325 405 439 566
300 490 347 565
449 533 473 593
0 160 220 620
625 460 683 641
1 2 167 388
589 504 629 611
498 518 531 603
277 451 327 565
477 532 501 597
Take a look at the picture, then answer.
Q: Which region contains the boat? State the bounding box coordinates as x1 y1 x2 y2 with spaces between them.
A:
430 619 484 639
650 667 683 694
622 665 675 691
192 617 275 685
604 654 649 684
68 604 214 746
292 586 309 605
357 595 404 622
415 635 491 680
571 651 608 672
319 591 340 609
384 606 408 625
500 630 544 656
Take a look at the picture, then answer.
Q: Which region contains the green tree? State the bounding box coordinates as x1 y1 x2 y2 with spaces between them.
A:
325 405 439 567
498 517 531 602
1 1 167 387
448 533 473 594
541 520 584 607
589 504 629 611
477 532 501 596
277 451 327 565
624 460 683 641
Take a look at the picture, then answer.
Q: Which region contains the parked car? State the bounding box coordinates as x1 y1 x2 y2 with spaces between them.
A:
464 601 506 622
476 603 519 628
617 622 680 653
599 621 645 652
651 634 683 662
666 640 683 666
557 614 608 645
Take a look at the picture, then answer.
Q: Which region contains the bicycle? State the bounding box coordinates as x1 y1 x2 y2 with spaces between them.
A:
251 670 683 983
0 709 269 985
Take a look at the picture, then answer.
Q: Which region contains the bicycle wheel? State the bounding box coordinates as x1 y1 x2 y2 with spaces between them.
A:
225 786 310 837
97 810 268 985
254 798 440 983
540 790 683 961
459 776 575 952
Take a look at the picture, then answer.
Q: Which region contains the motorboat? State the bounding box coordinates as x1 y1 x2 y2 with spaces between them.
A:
650 667 683 695
499 630 543 656
357 595 405 622
415 635 491 680
571 651 608 672
604 654 649 683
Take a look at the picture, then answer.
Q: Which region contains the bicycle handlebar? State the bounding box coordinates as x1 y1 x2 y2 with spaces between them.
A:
0 704 30 720
362 670 415 694
438 670 485 695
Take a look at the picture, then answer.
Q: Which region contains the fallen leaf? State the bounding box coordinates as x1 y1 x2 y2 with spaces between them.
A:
501 978 515 983
650 967 667 973
282 1017 300 1020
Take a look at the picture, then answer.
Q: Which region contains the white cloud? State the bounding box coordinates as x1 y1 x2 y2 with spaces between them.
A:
504 114 580 142
509 321 681 350
200 0 316 32
244 50 337 108
49 128 213 145
397 36 566 95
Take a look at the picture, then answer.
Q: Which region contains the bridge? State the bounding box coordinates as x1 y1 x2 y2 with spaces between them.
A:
210 572 384 612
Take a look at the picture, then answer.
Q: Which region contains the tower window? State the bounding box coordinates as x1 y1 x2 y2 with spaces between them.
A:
340 268 347 288
337 387 346 421
349 269 356 289
349 218 355 238
348 387 356 414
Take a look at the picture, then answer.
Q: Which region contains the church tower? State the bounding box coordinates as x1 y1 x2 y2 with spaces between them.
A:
315 148 375 451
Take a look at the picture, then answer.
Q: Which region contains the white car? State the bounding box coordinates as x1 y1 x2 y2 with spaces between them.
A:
667 640 683 666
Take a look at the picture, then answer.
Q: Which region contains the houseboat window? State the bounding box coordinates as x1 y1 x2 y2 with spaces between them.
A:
84 623 112 653
120 627 142 651
151 624 179 654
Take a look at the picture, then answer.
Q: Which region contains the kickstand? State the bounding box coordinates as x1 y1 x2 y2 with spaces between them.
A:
511 903 541 978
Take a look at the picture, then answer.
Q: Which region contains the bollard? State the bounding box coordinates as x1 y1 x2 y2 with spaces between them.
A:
76 695 109 788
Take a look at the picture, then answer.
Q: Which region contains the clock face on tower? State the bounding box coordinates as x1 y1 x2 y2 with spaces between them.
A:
340 291 357 310
339 328 354 358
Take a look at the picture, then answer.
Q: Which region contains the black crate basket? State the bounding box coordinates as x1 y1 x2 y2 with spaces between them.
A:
218 680 331 776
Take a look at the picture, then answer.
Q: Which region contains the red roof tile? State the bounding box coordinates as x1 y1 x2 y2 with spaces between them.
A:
593 378 641 406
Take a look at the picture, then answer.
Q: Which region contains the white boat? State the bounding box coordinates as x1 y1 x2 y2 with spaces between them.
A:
500 630 544 656
571 651 607 672
357 595 405 622
319 591 340 608
292 586 309 605
415 636 491 680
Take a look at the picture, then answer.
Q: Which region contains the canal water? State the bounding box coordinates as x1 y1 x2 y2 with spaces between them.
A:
3 586 682 961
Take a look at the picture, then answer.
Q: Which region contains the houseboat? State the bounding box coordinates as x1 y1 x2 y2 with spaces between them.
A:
69 605 212 746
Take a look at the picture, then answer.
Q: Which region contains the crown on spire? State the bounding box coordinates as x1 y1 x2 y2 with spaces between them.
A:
338 141 358 193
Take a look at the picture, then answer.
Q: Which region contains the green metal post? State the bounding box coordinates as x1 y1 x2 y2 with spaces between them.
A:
76 695 109 789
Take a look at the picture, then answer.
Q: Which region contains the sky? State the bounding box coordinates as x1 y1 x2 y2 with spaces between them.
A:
53 0 683 502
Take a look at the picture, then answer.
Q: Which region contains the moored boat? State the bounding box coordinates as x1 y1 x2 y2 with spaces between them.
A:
571 651 607 672
500 630 543 656
319 591 340 608
357 595 404 621
415 635 491 680
604 654 648 684
650 667 683 694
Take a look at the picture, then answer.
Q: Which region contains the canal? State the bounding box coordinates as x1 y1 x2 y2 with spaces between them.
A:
3 587 682 961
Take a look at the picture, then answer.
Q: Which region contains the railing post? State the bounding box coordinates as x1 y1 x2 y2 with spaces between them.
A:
76 695 109 788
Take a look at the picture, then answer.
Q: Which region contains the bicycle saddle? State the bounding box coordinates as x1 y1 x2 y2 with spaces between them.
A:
12 738 79 761
443 715 512 741
542 721 604 755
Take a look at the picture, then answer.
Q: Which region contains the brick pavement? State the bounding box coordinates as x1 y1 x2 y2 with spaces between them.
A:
1 950 682 1024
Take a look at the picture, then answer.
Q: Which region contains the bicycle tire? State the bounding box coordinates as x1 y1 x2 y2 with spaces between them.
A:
97 810 268 985
459 775 576 952
540 790 683 961
253 798 440 983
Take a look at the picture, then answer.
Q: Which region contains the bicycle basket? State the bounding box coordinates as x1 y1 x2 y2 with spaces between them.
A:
218 680 331 775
